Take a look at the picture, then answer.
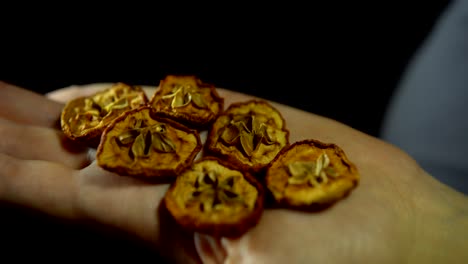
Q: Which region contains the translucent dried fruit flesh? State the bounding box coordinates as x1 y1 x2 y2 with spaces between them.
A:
164 157 264 237
205 100 289 173
265 139 359 208
96 106 202 179
61 82 148 145
149 75 224 129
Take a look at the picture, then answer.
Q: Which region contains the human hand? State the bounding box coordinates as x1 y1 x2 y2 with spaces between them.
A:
1 81 466 263
0 82 201 263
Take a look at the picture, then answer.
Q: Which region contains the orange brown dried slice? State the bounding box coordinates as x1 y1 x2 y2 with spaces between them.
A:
265 139 359 209
149 75 224 129
61 82 148 147
164 157 264 238
205 100 289 174
96 106 202 180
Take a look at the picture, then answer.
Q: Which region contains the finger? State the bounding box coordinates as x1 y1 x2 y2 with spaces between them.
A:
0 118 90 169
46 83 359 148
0 81 63 128
45 82 360 145
194 233 227 264
46 83 158 103
0 153 77 219
46 83 117 102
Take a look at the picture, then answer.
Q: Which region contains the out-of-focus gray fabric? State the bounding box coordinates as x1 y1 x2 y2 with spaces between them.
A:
381 0 468 194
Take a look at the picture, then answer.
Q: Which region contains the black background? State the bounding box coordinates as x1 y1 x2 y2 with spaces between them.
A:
0 2 451 262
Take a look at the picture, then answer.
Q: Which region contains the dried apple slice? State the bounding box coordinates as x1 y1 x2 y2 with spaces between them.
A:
61 82 148 147
265 139 359 209
205 100 289 174
96 106 202 180
149 75 224 129
164 157 264 237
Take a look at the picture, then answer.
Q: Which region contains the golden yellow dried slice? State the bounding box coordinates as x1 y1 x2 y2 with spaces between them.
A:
149 75 224 129
61 82 148 146
164 157 264 238
96 106 202 180
265 139 359 209
205 100 289 174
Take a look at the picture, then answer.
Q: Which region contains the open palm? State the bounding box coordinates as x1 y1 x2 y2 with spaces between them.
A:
0 82 465 263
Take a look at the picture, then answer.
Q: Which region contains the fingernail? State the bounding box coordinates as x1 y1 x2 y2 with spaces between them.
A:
194 233 226 264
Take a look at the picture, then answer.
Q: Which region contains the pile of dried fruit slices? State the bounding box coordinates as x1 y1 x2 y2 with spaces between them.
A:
60 75 360 238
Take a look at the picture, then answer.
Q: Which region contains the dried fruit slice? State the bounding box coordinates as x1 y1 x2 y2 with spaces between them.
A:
265 139 359 209
61 82 148 146
96 106 202 180
205 100 289 174
164 157 264 238
149 75 224 129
